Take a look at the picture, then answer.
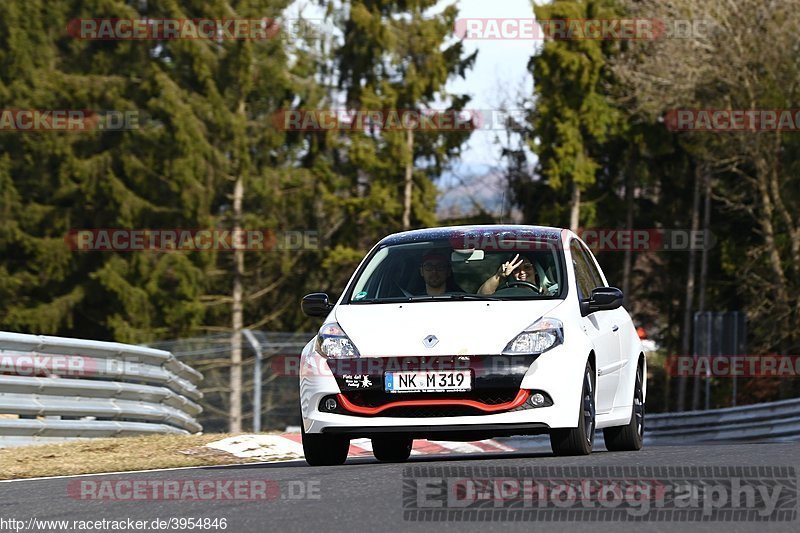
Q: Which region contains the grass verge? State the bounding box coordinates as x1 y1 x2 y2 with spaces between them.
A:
0 434 260 480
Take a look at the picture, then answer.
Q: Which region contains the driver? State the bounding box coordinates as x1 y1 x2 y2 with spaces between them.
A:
477 253 540 295
418 252 464 295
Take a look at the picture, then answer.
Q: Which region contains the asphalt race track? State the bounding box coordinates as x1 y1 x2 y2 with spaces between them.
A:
1 442 798 533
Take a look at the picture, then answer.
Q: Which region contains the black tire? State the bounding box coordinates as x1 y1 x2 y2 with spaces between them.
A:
550 360 595 456
301 426 349 466
372 436 413 462
603 361 645 451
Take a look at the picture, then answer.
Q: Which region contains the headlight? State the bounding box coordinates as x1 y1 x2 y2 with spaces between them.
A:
503 317 563 355
315 322 360 358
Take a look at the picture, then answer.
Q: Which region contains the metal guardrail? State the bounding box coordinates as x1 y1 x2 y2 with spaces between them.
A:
0 331 203 448
495 399 800 451
646 398 800 443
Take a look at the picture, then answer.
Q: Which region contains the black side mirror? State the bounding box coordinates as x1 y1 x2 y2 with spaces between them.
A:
580 287 624 316
301 293 334 317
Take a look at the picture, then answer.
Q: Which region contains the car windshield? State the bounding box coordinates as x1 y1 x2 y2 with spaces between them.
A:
346 237 565 303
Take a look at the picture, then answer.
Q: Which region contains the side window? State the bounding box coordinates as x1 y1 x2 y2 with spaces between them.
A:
570 240 595 300
578 242 605 289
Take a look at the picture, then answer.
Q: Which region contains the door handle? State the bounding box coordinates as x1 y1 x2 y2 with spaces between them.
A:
612 325 619 332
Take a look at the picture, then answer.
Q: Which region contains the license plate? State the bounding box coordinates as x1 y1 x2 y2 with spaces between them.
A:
384 370 472 393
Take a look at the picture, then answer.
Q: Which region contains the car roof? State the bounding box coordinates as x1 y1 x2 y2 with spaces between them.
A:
377 224 566 247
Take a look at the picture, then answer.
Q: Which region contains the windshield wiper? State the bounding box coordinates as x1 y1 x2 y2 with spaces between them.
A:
351 293 503 304
406 293 501 302
350 296 411 304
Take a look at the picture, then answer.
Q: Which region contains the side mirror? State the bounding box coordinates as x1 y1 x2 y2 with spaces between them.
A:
580 287 624 316
301 293 334 317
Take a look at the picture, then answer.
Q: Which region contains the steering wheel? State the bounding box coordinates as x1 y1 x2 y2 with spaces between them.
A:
505 280 540 292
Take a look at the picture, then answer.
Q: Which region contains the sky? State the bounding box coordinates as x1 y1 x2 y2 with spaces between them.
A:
438 0 538 218
446 0 537 170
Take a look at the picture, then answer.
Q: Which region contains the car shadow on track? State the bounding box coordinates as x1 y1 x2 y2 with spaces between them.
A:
196 449 630 471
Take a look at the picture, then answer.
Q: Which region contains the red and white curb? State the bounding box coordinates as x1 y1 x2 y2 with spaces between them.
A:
205 434 517 463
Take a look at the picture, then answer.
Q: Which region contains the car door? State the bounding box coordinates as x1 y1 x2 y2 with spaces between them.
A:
581 243 633 409
570 239 620 414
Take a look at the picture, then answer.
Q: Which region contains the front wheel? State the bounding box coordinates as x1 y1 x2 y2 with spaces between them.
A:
302 426 349 466
372 436 413 462
603 362 645 451
550 360 595 456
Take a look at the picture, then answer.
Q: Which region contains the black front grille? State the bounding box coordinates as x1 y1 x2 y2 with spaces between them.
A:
380 405 486 418
343 389 519 408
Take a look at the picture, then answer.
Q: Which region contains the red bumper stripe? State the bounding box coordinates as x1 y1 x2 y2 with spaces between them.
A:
336 389 530 416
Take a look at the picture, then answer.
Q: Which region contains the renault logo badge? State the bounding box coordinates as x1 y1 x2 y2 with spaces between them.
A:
423 335 439 348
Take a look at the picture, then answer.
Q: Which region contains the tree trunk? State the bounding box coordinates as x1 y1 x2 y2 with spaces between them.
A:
677 166 702 411
691 171 711 410
401 128 414 230
622 171 634 303
569 181 580 232
754 157 791 328
230 174 244 433
228 88 247 434
753 153 793 399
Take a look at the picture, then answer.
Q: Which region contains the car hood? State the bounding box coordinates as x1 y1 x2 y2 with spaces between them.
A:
334 299 564 357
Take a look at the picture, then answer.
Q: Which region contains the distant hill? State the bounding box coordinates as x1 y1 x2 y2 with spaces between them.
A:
436 164 523 223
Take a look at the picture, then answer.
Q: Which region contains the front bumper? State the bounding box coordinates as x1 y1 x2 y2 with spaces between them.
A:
300 347 586 437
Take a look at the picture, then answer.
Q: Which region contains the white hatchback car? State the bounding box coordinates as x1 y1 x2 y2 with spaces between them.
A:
298 225 646 465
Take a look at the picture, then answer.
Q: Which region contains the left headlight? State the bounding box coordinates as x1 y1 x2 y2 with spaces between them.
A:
503 317 563 355
315 322 360 358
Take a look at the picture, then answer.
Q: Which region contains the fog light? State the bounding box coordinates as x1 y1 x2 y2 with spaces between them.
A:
530 393 545 407
324 397 338 411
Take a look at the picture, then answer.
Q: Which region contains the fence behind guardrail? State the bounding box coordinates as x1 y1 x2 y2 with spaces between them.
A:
151 331 311 433
0 331 203 448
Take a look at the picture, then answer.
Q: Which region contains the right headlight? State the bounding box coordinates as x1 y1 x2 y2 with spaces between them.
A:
315 322 360 359
503 317 564 355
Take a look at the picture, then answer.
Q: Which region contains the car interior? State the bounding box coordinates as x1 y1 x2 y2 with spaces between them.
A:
350 242 563 301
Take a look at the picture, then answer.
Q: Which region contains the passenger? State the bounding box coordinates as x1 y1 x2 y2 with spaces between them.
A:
478 253 540 295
